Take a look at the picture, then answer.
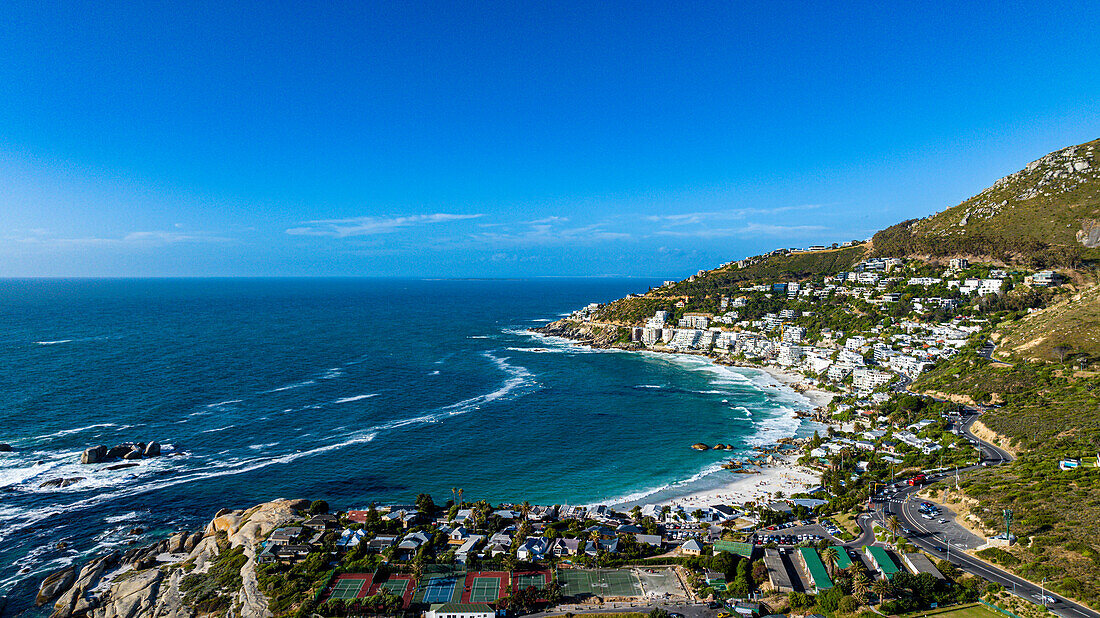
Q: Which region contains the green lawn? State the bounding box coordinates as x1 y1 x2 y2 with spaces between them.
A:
902 603 1000 618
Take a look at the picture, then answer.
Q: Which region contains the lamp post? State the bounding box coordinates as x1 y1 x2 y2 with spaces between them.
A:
1041 578 1047 607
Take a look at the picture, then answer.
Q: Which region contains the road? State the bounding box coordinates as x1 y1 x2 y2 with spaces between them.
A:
882 410 1097 618
978 340 1014 366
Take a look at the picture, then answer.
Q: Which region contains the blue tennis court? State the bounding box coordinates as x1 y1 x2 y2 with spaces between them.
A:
422 577 457 603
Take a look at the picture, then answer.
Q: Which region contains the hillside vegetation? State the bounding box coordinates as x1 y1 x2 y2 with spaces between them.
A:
873 138 1100 267
995 281 1100 363
593 245 867 324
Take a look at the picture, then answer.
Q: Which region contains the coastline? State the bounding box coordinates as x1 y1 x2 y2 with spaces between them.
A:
527 325 832 509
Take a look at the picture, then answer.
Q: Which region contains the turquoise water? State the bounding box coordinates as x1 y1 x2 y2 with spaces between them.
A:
0 278 815 611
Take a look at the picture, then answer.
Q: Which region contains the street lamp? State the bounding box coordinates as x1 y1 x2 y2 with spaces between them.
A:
1041 578 1047 607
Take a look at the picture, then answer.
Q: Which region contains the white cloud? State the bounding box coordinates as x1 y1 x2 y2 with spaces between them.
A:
654 222 827 238
286 213 483 237
6 229 230 246
644 204 823 226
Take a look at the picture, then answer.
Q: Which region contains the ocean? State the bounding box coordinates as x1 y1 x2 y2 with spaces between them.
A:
0 278 816 611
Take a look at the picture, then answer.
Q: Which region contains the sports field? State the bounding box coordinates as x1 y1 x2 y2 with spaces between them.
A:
461 571 510 603
329 577 367 600
470 577 503 602
902 604 999 618
420 576 459 604
378 578 411 597
557 569 642 598
513 571 549 591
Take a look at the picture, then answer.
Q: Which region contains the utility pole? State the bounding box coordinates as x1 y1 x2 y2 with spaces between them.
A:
1003 508 1013 544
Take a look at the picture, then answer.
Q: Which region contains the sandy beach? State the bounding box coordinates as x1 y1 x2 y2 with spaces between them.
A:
654 452 821 508
752 364 836 409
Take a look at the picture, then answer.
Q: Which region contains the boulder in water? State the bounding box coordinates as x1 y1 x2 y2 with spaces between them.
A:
144 441 161 457
0 443 13 452
80 445 108 464
691 443 710 451
106 463 139 471
122 447 143 460
39 477 85 489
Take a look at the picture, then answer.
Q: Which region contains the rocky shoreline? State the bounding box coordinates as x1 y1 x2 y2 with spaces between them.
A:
32 498 309 618
533 319 836 410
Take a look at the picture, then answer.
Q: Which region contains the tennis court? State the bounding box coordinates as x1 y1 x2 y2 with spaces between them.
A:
378 578 410 597
421 577 458 604
329 577 366 600
513 572 549 591
557 569 642 598
470 576 503 602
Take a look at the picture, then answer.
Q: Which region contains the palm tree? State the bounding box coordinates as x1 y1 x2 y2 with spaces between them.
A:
851 571 870 605
886 515 901 544
411 555 425 592
821 546 839 577
457 488 464 508
872 579 892 604
520 500 531 522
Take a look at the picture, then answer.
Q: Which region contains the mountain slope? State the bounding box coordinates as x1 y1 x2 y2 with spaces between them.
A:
872 138 1100 267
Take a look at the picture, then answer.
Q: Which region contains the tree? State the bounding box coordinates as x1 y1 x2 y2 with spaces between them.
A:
416 493 436 516
309 500 329 515
872 578 892 603
520 500 532 522
1053 345 1072 364
411 555 425 590
886 515 901 544
751 559 769 585
851 571 870 605
822 546 840 577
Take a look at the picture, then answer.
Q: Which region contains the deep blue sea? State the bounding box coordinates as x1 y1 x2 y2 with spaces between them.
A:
0 278 815 611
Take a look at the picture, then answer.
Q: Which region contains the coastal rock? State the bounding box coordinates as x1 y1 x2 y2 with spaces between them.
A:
39 477 86 489
90 568 163 618
0 443 13 452
167 532 187 553
183 531 202 552
691 443 709 451
144 441 161 457
37 566 76 606
81 446 109 464
122 447 143 461
52 553 117 618
106 445 130 460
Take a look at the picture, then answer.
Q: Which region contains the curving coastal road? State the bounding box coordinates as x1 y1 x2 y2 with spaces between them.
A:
871 408 1097 618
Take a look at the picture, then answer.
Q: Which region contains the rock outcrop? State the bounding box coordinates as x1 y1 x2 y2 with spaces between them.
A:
81 446 108 464
37 566 76 606
47 498 310 618
81 442 165 465
39 477 86 489
0 442 13 452
51 552 117 618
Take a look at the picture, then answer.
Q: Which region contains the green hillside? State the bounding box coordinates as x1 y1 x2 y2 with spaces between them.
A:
665 244 867 296
591 244 867 324
872 138 1100 267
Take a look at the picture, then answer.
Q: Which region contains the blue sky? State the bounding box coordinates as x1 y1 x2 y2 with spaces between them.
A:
1 1 1098 277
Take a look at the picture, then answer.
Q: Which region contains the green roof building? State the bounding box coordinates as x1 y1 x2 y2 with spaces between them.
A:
826 546 852 570
797 547 834 592
863 546 900 579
